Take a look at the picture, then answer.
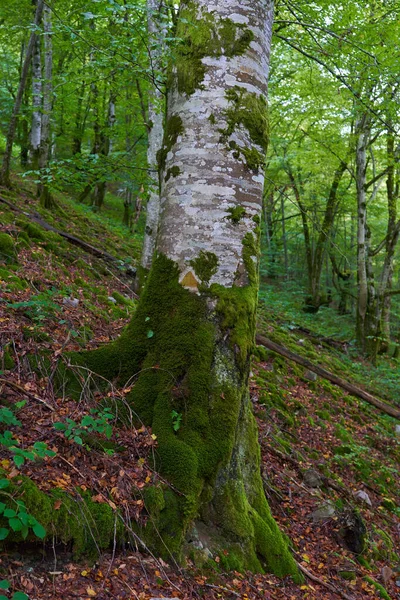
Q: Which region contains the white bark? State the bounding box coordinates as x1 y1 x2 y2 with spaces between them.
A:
141 0 166 271
38 3 53 172
157 0 273 289
30 33 42 164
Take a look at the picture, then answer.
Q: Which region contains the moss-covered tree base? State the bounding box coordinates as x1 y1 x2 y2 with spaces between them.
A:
54 254 299 579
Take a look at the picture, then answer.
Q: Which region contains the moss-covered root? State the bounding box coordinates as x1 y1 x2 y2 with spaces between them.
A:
51 253 299 578
199 397 300 578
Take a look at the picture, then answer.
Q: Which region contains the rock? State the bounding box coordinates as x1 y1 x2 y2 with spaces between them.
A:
338 508 366 553
303 468 323 488
304 370 318 382
62 297 79 308
311 501 336 522
354 489 372 507
107 296 117 304
395 424 400 437
381 566 393 587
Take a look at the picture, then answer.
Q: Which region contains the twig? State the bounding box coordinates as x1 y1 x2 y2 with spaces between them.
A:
296 561 355 600
0 378 55 411
205 583 241 597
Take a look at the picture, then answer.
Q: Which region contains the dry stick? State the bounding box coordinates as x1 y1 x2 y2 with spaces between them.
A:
0 378 55 411
296 561 355 600
205 583 241 597
256 334 400 420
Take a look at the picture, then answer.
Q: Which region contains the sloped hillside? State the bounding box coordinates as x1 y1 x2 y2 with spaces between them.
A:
0 182 399 600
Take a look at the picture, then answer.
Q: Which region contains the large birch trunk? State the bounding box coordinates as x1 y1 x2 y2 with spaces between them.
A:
63 0 298 577
0 0 44 188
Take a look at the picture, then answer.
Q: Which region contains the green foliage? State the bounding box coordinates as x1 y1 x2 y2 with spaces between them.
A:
7 289 60 323
170 410 182 432
0 579 28 600
0 402 56 468
54 407 114 446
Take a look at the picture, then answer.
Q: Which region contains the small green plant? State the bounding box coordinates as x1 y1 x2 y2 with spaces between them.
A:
0 478 46 544
54 407 114 445
7 289 60 323
0 402 56 467
171 410 182 432
0 579 28 600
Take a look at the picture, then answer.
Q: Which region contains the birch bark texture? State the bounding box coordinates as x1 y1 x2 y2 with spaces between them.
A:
30 33 42 169
38 3 54 208
157 0 271 289
0 0 44 188
141 0 166 271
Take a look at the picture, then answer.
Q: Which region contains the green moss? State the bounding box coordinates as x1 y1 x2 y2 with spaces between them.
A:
226 206 246 224
2 349 15 370
0 474 123 558
0 268 28 291
157 115 184 172
17 221 47 241
208 114 216 125
0 233 17 264
165 166 181 182
364 576 391 600
60 253 297 577
172 3 254 96
189 251 219 285
221 86 268 154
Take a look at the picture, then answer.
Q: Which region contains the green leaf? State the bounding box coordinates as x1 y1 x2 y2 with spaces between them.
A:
32 522 46 539
0 503 6 514
147 330 154 338
74 436 83 445
9 518 23 532
0 479 10 489
0 528 9 540
53 422 67 431
13 455 24 468
0 594 9 600
3 508 16 518
12 593 29 600
0 580 10 590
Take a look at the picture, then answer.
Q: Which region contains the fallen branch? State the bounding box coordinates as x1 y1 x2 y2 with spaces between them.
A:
256 334 400 420
0 378 54 411
296 561 355 600
0 195 135 273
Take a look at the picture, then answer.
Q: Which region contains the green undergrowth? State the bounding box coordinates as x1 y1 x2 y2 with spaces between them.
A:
0 472 123 559
258 281 400 407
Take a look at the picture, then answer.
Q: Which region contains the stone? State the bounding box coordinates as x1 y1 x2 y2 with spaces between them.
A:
338 508 366 553
62 297 79 308
311 501 336 523
107 296 117 304
395 424 400 437
303 468 323 488
304 369 317 382
354 489 372 507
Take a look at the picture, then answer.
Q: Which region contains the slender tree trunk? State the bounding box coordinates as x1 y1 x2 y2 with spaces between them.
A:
30 31 42 169
64 0 299 578
38 3 54 208
141 0 166 272
281 194 288 277
0 0 44 188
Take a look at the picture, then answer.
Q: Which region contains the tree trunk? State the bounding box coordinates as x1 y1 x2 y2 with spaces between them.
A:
0 0 44 188
141 0 166 272
63 0 299 578
30 29 42 170
38 3 55 209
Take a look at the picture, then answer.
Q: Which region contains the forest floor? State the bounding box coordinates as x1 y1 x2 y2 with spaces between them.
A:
0 180 399 600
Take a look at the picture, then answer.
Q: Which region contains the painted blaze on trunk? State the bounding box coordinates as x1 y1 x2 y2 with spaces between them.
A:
68 0 298 577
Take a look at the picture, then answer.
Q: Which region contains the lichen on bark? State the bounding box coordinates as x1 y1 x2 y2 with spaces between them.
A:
170 2 255 96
